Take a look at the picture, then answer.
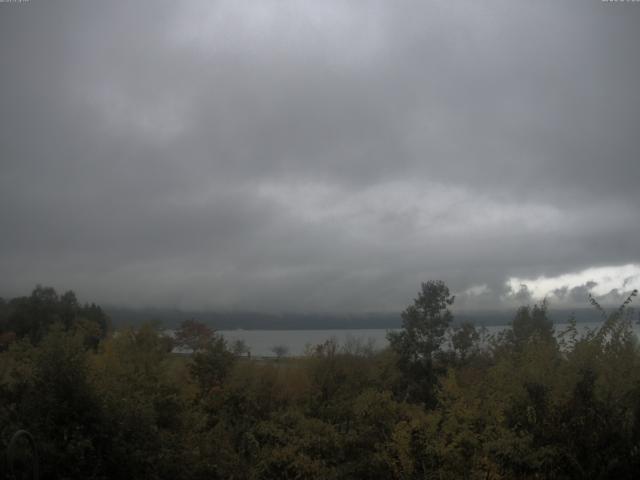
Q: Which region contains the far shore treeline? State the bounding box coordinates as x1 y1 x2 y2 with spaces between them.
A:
105 305 607 330
1 282 640 479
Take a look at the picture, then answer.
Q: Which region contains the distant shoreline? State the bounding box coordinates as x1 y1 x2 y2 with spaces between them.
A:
106 306 614 330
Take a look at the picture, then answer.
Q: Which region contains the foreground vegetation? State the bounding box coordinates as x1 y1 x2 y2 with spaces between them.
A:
1 283 640 479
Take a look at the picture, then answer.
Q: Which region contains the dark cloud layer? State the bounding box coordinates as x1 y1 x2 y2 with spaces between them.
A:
1 0 639 312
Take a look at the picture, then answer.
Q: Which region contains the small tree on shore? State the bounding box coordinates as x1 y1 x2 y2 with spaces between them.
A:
231 339 251 358
271 344 289 360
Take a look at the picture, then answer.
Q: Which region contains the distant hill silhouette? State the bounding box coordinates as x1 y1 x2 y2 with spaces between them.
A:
104 307 610 330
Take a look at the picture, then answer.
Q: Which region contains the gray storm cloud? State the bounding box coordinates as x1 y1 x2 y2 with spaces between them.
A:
1 0 639 312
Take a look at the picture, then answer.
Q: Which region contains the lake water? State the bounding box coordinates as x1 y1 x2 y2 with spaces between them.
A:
217 322 640 357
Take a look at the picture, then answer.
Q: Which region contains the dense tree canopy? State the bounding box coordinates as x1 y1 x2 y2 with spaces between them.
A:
1 283 640 479
0 286 109 349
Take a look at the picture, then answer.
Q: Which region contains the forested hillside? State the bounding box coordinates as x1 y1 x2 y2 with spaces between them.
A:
2 282 640 479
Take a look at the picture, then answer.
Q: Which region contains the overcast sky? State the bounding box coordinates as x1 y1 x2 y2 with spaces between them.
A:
1 0 639 312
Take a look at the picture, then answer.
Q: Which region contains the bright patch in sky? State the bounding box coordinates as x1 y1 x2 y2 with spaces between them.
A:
463 284 491 297
256 179 564 244
506 264 640 301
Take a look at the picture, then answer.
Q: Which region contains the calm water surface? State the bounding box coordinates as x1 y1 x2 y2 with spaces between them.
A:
217 322 640 357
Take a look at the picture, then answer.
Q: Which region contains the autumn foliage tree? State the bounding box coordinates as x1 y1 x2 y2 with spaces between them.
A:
173 318 214 352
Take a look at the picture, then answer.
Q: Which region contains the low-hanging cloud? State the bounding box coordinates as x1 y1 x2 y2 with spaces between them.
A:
505 264 640 308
